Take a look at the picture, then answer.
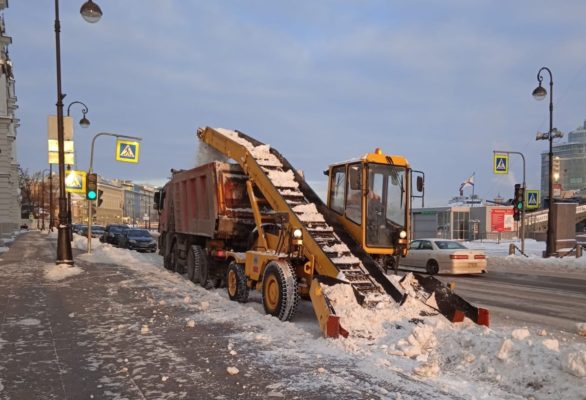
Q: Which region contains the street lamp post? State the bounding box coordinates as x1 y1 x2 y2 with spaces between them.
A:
86 132 142 253
53 0 102 265
66 100 91 239
41 169 49 231
532 67 563 257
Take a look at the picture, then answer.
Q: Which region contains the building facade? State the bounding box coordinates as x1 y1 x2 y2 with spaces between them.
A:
413 205 518 241
0 5 20 235
540 120 586 203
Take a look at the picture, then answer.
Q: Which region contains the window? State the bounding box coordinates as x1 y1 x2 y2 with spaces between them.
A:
420 240 433 250
329 166 346 214
410 240 421 250
345 163 362 224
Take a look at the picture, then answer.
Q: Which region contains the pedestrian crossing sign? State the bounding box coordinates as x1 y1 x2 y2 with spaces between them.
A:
493 153 509 174
115 139 140 163
65 170 86 193
525 190 540 209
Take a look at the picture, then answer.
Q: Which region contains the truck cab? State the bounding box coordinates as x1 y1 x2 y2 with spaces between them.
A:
325 148 416 271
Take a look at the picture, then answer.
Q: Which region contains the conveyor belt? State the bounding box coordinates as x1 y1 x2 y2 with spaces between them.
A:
210 128 389 305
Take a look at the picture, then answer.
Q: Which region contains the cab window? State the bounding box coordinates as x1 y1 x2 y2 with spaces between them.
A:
329 166 346 214
345 163 362 224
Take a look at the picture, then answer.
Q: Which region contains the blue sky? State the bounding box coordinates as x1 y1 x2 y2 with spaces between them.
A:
6 1 586 206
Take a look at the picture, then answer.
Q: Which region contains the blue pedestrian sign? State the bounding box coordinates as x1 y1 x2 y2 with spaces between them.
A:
525 190 540 209
493 153 509 174
115 139 140 164
65 170 86 193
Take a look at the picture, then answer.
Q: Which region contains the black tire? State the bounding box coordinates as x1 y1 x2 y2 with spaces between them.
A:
186 245 200 283
193 245 211 288
261 261 298 321
174 242 185 274
163 237 175 271
426 260 439 275
227 262 249 303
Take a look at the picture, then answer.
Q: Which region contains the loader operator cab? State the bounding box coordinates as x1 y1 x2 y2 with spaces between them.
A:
326 148 415 271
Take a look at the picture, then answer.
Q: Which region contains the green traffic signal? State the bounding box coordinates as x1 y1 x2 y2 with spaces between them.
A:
87 190 97 200
516 201 523 209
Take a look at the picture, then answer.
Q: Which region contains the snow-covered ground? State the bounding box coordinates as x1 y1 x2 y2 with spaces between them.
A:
4 230 585 399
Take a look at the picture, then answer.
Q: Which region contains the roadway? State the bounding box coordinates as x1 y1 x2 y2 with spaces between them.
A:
432 267 586 334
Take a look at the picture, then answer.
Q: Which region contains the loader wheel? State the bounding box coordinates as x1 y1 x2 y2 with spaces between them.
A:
426 260 439 275
261 261 298 321
227 262 249 303
186 245 200 284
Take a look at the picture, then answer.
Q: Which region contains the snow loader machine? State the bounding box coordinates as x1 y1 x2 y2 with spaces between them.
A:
155 127 489 338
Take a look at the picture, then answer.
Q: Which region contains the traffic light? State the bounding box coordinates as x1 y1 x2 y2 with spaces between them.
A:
86 173 97 200
97 190 104 207
513 184 524 221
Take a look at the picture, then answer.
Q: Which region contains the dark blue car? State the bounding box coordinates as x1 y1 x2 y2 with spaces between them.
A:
119 229 157 253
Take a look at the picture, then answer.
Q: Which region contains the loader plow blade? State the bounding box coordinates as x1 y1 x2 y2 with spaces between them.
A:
309 278 349 338
401 273 490 327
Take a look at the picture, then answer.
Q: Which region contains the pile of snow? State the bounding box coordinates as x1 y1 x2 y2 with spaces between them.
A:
44 263 83 281
466 238 586 272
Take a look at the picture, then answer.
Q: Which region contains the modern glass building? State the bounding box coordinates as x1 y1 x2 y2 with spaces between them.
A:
540 120 586 203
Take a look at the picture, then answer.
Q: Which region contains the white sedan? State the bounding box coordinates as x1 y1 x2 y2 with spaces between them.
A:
400 238 487 275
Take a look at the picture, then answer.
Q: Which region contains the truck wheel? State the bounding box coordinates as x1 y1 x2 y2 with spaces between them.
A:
193 246 211 289
227 262 249 303
261 261 298 321
164 238 176 271
186 245 200 283
174 243 185 274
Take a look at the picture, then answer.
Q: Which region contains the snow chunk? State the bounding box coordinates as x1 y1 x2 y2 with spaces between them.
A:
44 263 83 281
542 339 559 352
251 144 282 167
511 328 530 340
560 347 586 377
226 366 239 375
267 169 299 189
413 359 440 378
292 203 325 223
17 318 41 326
497 339 513 361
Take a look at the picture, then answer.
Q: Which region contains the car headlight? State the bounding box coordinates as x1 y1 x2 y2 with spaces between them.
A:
399 230 407 239
129 240 137 244
293 228 303 239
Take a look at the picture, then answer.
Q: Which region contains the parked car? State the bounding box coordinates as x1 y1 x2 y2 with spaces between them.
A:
400 238 487 275
78 225 106 238
71 224 84 234
100 224 129 245
118 229 157 253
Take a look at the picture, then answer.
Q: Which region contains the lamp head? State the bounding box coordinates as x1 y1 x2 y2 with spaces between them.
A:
532 85 547 101
80 0 103 23
79 116 90 128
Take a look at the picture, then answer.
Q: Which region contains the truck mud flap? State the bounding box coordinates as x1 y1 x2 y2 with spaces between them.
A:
402 274 490 327
309 277 349 338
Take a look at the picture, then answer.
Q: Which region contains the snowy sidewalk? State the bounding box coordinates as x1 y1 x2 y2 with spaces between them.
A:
0 232 323 399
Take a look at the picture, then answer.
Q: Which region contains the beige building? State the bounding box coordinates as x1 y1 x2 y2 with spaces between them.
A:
94 177 124 226
0 6 21 235
70 177 158 228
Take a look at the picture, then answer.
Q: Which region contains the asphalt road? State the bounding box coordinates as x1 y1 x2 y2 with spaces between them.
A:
431 267 586 334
